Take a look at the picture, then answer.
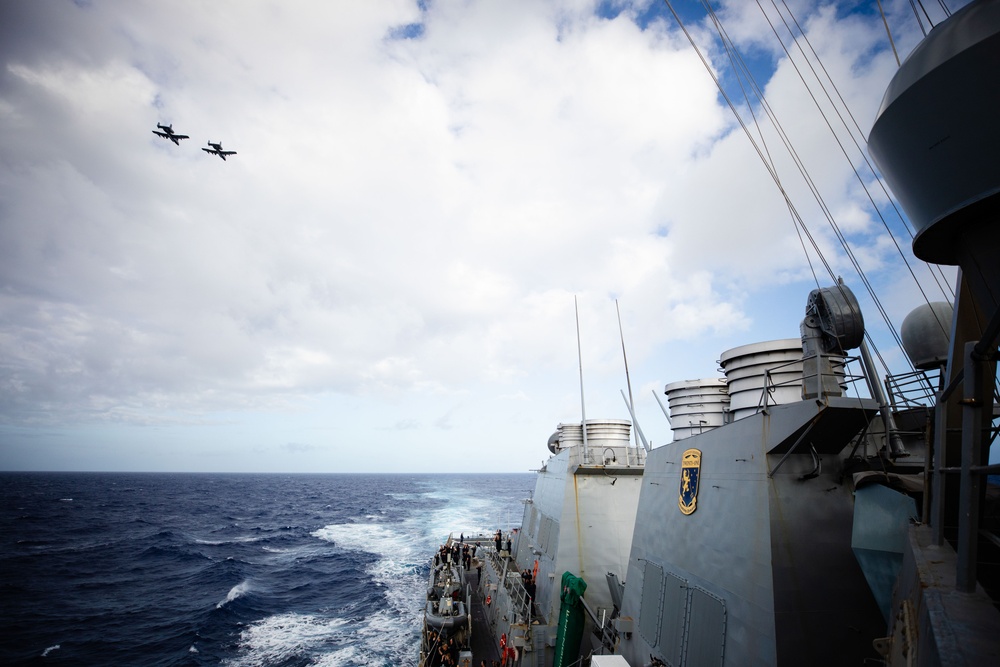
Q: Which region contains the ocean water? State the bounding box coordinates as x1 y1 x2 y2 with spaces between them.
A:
0 472 534 666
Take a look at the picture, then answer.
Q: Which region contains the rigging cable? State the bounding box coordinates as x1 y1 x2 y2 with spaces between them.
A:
756 0 950 397
779 0 955 302
677 1 970 399
756 0 943 344
691 0 908 377
700 0 823 289
876 0 902 67
909 0 930 36
774 0 956 396
699 0 880 301
681 1 837 286
677 0 951 381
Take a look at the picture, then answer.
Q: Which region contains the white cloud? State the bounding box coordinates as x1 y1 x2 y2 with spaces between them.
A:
0 0 969 471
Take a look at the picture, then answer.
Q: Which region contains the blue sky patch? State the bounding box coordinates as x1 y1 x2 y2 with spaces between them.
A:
389 22 425 40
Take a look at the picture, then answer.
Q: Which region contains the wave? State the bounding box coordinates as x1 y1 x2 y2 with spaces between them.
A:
261 545 290 553
311 504 473 627
226 608 427 666
311 522 397 553
194 534 269 546
310 522 426 593
41 644 60 657
223 612 348 666
1 472 535 665
217 579 252 608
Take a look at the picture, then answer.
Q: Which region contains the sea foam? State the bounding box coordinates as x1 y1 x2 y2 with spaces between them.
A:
217 579 252 608
223 612 348 666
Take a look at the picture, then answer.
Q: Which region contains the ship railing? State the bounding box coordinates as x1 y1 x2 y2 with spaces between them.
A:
481 542 533 627
884 367 939 409
445 532 496 548
580 597 619 655
563 444 646 469
758 353 868 414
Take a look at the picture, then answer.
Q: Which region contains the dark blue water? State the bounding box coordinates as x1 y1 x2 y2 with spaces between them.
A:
0 472 534 666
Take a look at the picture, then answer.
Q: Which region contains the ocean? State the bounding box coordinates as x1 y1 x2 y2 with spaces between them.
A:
0 472 534 666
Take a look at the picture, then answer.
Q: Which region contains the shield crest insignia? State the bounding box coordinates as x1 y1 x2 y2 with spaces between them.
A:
678 448 702 515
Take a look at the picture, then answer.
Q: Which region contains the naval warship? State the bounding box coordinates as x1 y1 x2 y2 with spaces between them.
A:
421 1 1000 665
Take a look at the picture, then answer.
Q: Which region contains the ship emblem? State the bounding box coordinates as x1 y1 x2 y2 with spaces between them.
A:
678 448 702 515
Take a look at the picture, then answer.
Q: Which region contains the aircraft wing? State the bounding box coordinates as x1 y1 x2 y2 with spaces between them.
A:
220 151 236 156
201 147 215 153
174 134 189 140
152 130 168 138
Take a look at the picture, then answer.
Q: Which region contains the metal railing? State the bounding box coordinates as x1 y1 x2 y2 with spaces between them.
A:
560 444 646 469
481 544 533 624
756 353 868 414
885 368 939 409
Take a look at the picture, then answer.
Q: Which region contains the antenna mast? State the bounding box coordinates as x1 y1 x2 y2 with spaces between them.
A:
575 296 589 462
616 299 638 450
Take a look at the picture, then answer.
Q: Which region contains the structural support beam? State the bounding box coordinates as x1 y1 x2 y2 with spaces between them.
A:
956 341 985 592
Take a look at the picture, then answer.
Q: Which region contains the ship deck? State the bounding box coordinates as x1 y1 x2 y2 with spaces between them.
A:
424 535 504 666
465 565 502 665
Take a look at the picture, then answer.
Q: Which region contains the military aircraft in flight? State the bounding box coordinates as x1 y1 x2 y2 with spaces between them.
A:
202 141 237 161
151 123 189 145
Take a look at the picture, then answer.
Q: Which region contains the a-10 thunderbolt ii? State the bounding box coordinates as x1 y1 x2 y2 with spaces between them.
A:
202 141 237 161
151 123 189 145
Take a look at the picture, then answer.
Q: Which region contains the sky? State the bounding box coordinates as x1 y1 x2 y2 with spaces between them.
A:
0 0 969 473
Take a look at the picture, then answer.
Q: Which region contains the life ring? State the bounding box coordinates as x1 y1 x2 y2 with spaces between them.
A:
485 595 491 606
500 633 507 650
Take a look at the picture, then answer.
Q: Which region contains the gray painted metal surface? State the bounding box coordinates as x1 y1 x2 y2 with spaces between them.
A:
618 398 883 666
868 0 1000 264
447 421 645 666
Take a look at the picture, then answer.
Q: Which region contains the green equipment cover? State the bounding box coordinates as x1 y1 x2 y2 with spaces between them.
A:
552 572 587 667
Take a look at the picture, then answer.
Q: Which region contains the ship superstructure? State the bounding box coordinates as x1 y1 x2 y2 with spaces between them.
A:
419 2 1000 665
509 420 645 666
616 286 892 666
433 420 644 667
612 2 1000 664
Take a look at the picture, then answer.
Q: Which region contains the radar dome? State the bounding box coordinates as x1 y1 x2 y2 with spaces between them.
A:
900 302 953 370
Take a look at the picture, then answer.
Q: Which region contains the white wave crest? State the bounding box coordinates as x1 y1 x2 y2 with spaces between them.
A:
195 535 267 546
292 480 529 664
41 644 60 657
261 545 289 553
311 522 425 612
311 522 400 553
223 612 349 667
223 609 421 667
217 579 252 608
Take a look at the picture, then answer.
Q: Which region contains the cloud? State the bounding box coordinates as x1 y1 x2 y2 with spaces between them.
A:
280 441 316 454
0 0 967 470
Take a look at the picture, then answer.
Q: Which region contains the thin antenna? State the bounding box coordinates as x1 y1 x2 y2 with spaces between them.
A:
652 388 673 427
616 299 638 450
621 390 651 452
575 296 589 461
